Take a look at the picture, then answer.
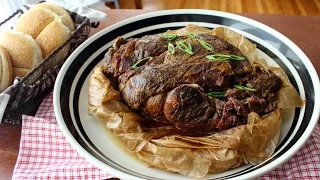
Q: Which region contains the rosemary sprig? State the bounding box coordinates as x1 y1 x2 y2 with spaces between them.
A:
168 42 175 54
197 39 213 51
131 57 153 69
234 85 256 91
162 33 177 40
176 40 193 55
207 92 226 98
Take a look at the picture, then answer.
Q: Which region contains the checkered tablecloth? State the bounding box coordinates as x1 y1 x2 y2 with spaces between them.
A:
12 91 320 179
12 91 113 180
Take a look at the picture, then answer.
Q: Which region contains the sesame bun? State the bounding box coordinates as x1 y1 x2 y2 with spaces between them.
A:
0 31 42 69
14 8 59 39
0 46 13 92
36 20 70 58
33 2 75 32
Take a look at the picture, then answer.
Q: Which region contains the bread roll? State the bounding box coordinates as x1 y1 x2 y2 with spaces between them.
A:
33 2 75 32
0 31 42 69
0 47 13 92
0 3 73 82
14 8 59 38
36 20 70 58
12 67 31 79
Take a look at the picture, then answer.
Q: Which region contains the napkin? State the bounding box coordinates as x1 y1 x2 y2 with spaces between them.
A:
43 0 108 22
12 91 320 179
0 0 107 23
22 0 109 23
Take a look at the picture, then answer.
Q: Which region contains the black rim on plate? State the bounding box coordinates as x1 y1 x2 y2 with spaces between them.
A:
56 12 316 179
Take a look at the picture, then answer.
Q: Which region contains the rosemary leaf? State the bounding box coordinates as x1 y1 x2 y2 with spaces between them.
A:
234 85 256 91
131 57 153 69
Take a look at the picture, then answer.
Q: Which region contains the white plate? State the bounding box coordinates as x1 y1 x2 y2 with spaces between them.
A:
54 10 320 180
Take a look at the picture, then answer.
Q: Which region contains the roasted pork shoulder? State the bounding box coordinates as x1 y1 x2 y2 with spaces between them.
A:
103 33 282 133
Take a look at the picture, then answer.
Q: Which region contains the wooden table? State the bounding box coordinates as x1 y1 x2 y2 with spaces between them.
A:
0 10 319 180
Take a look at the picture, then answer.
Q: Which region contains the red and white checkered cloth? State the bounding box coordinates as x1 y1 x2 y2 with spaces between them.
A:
12 92 113 180
12 91 320 179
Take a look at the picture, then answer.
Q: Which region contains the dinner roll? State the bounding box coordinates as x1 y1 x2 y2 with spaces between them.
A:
14 8 59 39
0 47 13 92
33 2 75 32
0 3 73 84
0 30 42 70
12 67 31 79
36 20 70 59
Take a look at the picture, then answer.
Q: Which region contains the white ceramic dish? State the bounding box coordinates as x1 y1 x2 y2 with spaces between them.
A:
54 10 320 180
